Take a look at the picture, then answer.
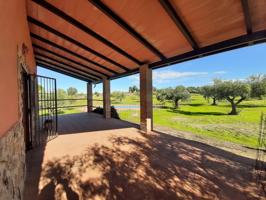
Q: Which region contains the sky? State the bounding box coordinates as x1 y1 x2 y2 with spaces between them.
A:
37 43 266 93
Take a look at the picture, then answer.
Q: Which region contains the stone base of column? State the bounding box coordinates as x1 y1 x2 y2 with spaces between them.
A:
140 118 153 133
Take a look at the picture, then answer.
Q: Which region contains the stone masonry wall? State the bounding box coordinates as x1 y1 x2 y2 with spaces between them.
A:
0 122 25 200
0 44 31 200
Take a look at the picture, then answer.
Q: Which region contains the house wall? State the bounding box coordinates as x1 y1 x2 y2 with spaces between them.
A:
0 0 36 199
0 0 36 136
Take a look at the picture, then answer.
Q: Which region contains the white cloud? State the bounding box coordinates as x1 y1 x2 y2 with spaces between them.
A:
153 70 208 83
213 71 226 74
128 70 209 84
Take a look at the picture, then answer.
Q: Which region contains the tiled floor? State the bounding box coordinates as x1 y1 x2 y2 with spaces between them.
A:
24 112 261 200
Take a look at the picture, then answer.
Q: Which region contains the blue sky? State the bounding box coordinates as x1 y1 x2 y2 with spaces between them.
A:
37 43 266 93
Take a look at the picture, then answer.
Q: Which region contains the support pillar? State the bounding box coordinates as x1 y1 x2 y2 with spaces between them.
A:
103 78 111 118
87 82 93 112
140 64 153 133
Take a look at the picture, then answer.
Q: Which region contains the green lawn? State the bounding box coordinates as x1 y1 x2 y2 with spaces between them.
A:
44 93 265 148
111 94 140 105
118 94 266 148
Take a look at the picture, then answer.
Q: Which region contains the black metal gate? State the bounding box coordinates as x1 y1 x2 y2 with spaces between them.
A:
36 75 58 144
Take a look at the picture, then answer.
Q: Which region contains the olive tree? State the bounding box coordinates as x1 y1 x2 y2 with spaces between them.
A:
156 88 171 106
94 91 100 97
129 85 139 93
200 85 218 105
215 80 251 115
187 86 200 94
67 87 78 96
248 74 266 99
156 86 190 108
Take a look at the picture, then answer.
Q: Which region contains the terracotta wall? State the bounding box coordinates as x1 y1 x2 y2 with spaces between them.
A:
0 0 36 136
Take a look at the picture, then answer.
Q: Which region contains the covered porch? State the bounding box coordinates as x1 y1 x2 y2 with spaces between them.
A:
1 0 266 200
24 112 259 200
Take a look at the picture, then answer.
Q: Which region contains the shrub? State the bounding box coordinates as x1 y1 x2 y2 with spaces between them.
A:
92 106 120 119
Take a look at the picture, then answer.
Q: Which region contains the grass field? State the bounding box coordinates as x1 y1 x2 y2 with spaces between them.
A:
55 96 103 114
56 94 139 115
117 94 266 148
53 93 265 148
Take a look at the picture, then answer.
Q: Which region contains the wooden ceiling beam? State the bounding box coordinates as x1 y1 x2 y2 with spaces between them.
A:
151 30 266 68
37 62 97 82
159 0 198 50
104 30 266 82
30 32 118 75
33 44 109 77
28 16 130 72
32 0 142 65
35 53 102 80
241 0 252 34
89 0 166 60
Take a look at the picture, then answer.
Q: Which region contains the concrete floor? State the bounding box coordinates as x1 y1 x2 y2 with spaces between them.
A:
24 112 262 200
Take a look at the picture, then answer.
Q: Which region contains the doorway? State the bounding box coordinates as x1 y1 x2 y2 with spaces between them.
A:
21 70 32 151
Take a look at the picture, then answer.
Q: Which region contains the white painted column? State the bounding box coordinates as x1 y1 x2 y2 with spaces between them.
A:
140 64 153 133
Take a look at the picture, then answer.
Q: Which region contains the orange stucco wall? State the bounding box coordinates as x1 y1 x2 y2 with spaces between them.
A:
0 0 36 136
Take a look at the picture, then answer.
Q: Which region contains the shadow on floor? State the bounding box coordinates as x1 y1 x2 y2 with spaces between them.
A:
27 130 263 200
24 143 46 200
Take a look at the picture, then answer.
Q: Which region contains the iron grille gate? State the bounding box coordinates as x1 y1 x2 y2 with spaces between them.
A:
36 75 58 144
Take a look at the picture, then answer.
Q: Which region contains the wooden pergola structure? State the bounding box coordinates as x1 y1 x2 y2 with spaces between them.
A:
27 0 266 132
1 1 266 199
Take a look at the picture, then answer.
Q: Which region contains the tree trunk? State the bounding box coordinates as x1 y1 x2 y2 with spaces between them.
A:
212 98 217 105
229 102 238 115
174 100 179 109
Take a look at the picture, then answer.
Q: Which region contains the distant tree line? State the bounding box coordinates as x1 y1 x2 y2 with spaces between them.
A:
49 74 266 116
111 91 125 102
56 87 85 108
